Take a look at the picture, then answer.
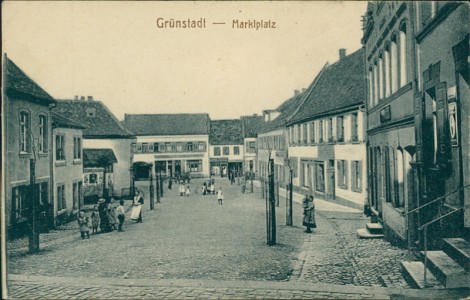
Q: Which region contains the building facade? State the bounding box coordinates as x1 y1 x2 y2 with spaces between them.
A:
241 114 264 175
51 113 85 224
286 49 367 210
209 119 244 177
3 55 56 237
123 114 211 179
362 1 469 247
53 98 135 197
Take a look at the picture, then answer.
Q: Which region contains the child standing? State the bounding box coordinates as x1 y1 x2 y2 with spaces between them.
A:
116 200 126 232
217 187 224 205
91 205 100 234
186 185 191 197
77 211 90 239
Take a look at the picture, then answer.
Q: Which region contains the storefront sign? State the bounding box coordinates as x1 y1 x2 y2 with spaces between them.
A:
448 102 458 147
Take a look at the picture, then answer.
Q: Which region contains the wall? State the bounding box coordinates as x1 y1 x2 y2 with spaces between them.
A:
52 127 84 222
83 138 133 195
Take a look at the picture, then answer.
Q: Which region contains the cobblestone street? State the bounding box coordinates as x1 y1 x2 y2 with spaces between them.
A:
6 178 467 299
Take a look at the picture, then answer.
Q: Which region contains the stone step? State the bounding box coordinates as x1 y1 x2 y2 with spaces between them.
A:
356 228 384 239
443 238 470 272
366 222 383 234
401 261 444 289
421 250 470 289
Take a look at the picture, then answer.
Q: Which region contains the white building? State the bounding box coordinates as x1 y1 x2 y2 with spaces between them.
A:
209 119 244 177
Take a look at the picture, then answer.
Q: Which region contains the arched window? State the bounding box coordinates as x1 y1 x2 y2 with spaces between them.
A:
373 61 379 105
391 35 398 93
384 45 391 97
399 23 408 87
378 54 384 100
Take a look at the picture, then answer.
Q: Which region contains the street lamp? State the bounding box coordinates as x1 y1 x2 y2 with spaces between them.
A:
284 157 293 226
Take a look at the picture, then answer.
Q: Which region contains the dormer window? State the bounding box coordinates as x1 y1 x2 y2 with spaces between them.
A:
86 108 96 117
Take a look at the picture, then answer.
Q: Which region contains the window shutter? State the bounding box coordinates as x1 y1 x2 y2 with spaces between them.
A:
436 82 450 168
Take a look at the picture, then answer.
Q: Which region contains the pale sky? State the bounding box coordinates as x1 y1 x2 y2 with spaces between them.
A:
2 1 367 120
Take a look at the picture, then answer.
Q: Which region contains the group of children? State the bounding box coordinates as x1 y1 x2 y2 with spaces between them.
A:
77 198 127 239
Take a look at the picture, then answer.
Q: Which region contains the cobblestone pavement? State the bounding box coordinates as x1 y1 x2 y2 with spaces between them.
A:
7 178 463 299
7 274 469 299
293 209 414 288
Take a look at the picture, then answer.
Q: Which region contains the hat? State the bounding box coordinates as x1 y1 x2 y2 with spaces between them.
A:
98 198 106 203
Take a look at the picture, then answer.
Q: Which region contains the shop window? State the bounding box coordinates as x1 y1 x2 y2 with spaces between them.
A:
337 160 348 189
89 173 98 184
187 160 202 172
352 160 363 192
315 162 325 192
12 185 29 221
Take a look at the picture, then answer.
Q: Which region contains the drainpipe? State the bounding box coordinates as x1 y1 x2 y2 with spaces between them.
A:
49 102 57 229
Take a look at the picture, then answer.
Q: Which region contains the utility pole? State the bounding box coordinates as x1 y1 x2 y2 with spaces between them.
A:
284 157 293 226
29 158 39 253
267 158 276 245
149 168 155 210
159 168 163 198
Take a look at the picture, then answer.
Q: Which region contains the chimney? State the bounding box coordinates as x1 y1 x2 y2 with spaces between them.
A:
339 48 347 60
87 96 93 101
80 96 85 101
74 95 79 100
294 90 300 96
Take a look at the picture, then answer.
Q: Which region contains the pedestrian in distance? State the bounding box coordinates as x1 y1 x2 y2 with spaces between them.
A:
168 177 173 190
302 194 316 233
116 200 126 232
98 198 112 233
217 187 224 205
210 182 215 195
91 205 100 234
77 210 90 239
179 183 186 196
131 191 144 223
186 185 191 197
202 182 207 195
108 198 118 231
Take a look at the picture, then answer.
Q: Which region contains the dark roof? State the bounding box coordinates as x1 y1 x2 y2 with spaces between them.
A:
123 114 210 136
83 149 118 166
52 113 86 129
209 119 243 145
241 115 264 138
287 49 366 125
53 100 134 138
4 55 55 105
259 91 306 134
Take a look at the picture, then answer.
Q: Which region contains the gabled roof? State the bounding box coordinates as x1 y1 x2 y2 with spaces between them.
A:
259 91 306 134
52 113 86 129
123 114 210 136
4 55 55 105
287 48 366 125
83 148 118 166
53 100 134 138
209 119 243 145
241 115 264 138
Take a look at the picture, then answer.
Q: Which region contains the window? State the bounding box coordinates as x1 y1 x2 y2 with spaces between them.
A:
328 118 334 142
301 161 309 187
148 143 154 152
165 142 171 152
19 111 30 153
176 143 183 152
12 185 29 221
73 137 81 160
38 115 48 153
399 23 408 87
198 142 205 151
373 62 379 105
351 113 358 141
186 142 194 152
142 143 149 153
57 184 66 211
368 69 374 107
352 160 362 192
337 160 348 188
384 46 391 97
315 162 325 192
223 146 229 155
396 149 404 207
86 108 96 117
297 124 301 144
187 160 202 172
247 141 256 153
319 120 324 143
337 116 344 142
214 147 221 156
302 123 308 144
153 143 160 153
55 134 65 161
234 146 240 155
310 122 315 144
378 54 384 100
391 36 398 93
89 173 98 184
289 126 294 144
136 143 142 153
72 182 79 210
